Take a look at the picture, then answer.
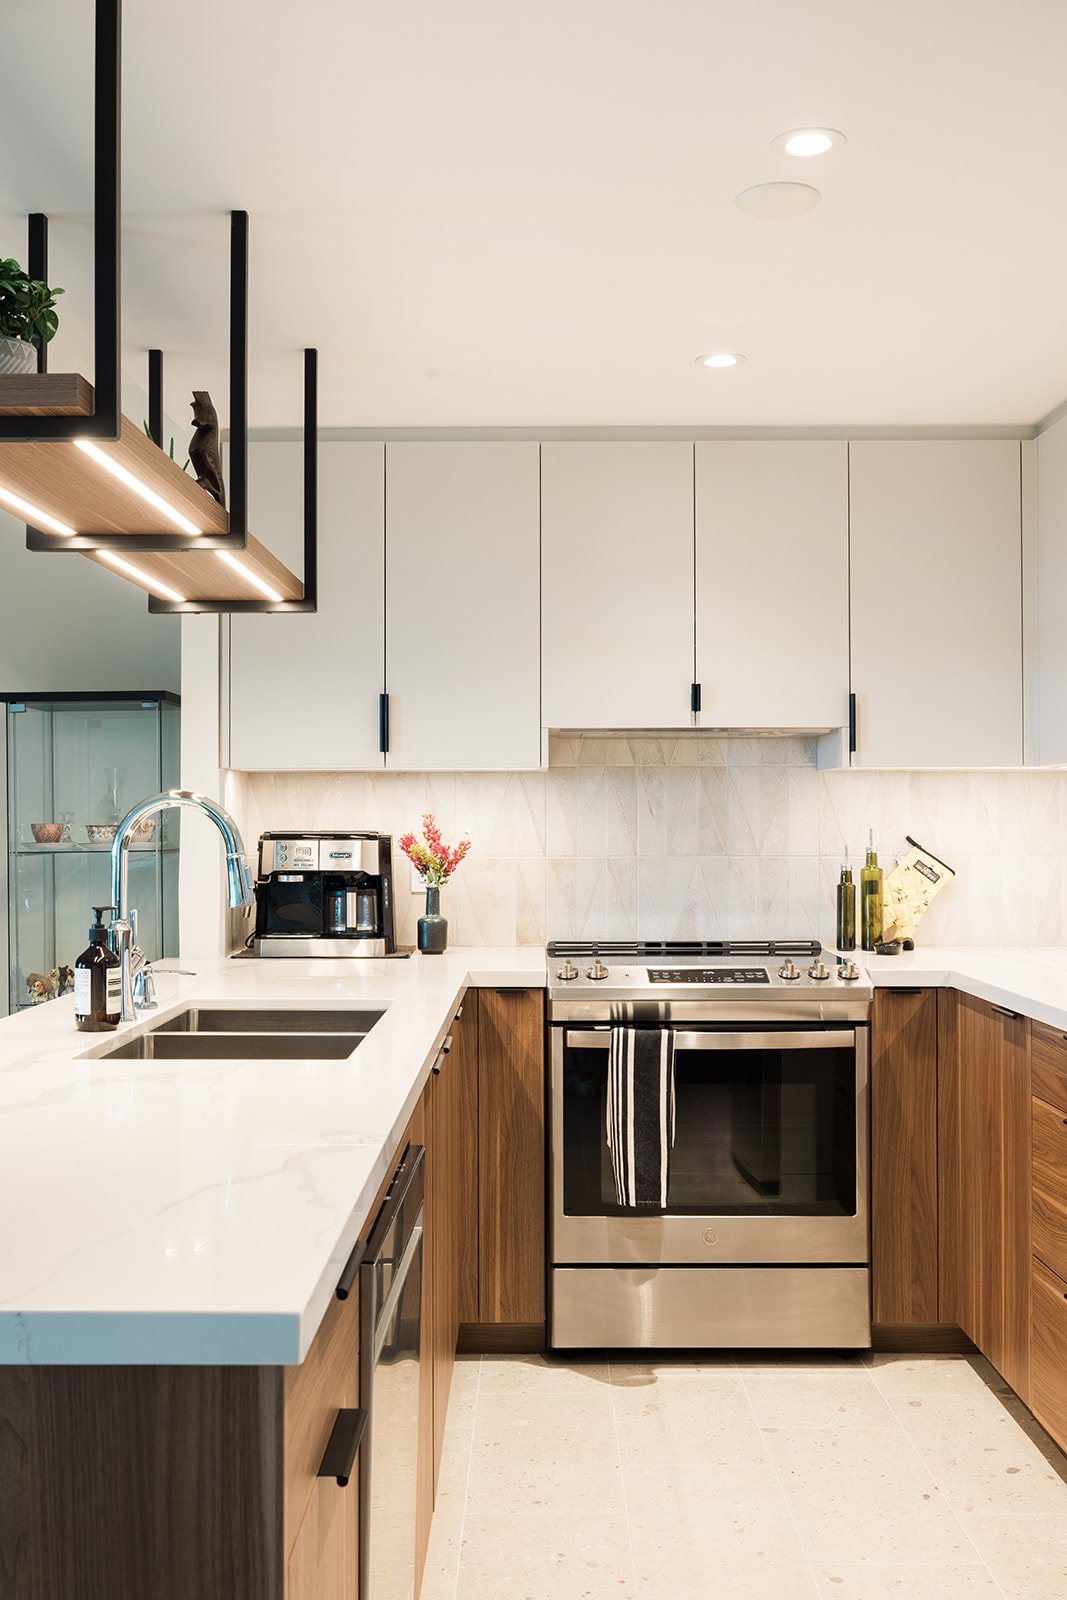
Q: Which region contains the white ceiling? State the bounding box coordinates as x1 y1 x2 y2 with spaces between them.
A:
3 0 1067 429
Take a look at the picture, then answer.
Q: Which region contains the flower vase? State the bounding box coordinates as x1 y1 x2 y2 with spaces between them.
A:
418 884 448 954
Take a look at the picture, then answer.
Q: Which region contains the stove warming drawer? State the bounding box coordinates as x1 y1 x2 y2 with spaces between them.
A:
551 1265 871 1350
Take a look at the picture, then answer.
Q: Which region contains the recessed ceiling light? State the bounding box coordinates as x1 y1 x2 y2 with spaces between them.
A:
735 182 821 220
695 353 746 369
771 127 845 158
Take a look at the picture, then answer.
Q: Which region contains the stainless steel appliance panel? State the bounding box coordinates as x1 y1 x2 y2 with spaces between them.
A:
550 1024 869 1266
360 1145 425 1600
551 1265 871 1349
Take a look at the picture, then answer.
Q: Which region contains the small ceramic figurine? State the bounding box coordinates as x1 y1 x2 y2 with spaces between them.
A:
26 972 53 1004
189 390 226 506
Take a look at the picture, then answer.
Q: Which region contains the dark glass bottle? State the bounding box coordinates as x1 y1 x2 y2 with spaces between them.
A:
74 905 121 1031
861 831 884 952
836 859 856 951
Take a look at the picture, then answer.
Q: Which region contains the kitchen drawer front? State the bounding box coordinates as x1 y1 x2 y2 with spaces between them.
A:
283 1283 361 1560
1031 1019 1067 1112
1032 1256 1067 1454
1033 1095 1067 1280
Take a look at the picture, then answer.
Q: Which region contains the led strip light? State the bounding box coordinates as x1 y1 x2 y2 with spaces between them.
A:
0 482 78 539
75 439 203 537
216 548 284 604
96 550 187 605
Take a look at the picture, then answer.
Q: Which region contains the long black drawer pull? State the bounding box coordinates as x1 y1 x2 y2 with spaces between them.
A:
335 1239 366 1301
891 987 924 996
318 1407 367 1487
990 1004 1021 1021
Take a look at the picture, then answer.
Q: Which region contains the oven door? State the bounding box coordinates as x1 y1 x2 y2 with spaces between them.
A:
550 1024 868 1265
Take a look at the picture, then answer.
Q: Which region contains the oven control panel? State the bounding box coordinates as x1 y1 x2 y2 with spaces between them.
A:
647 967 771 984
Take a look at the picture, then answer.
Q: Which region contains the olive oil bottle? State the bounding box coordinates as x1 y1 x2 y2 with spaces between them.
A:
836 856 856 951
860 830 883 952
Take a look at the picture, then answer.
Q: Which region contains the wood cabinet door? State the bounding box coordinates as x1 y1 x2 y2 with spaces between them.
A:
849 441 1023 767
541 442 695 730
384 443 541 770
286 1370 359 1600
694 442 848 730
478 989 545 1327
229 442 385 770
953 993 1031 1398
870 987 939 1325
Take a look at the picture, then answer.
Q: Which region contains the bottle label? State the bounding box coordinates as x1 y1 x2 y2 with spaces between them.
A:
74 967 91 1015
106 966 122 1011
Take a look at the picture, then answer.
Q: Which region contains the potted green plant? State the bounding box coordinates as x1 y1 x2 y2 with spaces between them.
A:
0 258 64 375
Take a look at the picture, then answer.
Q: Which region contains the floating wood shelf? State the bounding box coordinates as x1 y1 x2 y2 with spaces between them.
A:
0 376 230 539
0 373 304 609
0 373 94 417
84 537 304 607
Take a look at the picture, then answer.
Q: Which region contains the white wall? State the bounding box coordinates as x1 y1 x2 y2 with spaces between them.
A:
0 508 180 694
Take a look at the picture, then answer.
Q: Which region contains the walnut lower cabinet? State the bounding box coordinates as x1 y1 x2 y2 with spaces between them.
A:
941 992 1031 1400
870 987 940 1331
1029 1018 1067 1452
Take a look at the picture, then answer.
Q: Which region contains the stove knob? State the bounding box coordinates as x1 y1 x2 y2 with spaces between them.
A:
778 959 800 981
557 960 578 981
808 961 830 981
587 958 609 982
840 960 861 982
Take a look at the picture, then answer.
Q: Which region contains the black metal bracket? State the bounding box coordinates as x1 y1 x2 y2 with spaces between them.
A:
25 207 251 554
0 0 120 441
28 214 49 374
146 345 318 614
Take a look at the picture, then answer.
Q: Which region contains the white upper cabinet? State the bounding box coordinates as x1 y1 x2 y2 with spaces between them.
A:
384 442 541 770
541 442 695 729
228 442 385 769
848 440 1023 767
695 442 849 730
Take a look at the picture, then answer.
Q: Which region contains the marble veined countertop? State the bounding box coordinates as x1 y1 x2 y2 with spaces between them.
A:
4 941 1067 1368
0 948 545 1367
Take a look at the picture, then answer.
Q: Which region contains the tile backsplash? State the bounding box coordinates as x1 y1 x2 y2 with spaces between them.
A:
229 736 1067 949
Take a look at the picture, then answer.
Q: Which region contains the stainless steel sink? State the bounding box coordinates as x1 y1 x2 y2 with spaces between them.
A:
152 1006 385 1035
98 1031 366 1061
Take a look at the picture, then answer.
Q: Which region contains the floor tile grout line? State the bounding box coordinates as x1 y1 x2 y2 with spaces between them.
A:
447 1355 482 1600
735 1365 826 1600
873 1360 1012 1600
607 1360 648 1600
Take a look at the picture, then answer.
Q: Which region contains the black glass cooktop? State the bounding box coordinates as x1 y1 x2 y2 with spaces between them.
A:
647 967 771 984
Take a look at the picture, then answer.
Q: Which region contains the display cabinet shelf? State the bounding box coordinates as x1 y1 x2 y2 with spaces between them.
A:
3 693 180 1016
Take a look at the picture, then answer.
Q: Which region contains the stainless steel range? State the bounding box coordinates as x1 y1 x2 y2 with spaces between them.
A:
547 939 872 1351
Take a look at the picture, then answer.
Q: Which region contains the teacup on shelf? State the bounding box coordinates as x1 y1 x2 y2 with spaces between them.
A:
30 823 64 844
84 823 120 844
132 818 157 842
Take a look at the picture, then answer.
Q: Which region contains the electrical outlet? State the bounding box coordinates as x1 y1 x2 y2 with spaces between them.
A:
410 861 426 895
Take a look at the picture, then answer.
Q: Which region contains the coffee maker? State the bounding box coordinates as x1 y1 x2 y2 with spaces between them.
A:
253 831 398 957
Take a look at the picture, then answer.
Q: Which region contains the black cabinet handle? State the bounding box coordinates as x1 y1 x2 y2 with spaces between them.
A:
690 682 701 714
848 691 857 755
431 1035 453 1075
317 1407 367 1487
378 692 389 754
990 1004 1021 1021
891 987 924 996
335 1239 366 1301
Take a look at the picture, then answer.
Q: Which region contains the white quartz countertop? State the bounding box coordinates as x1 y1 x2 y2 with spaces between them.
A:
0 948 546 1367
6 940 1067 1369
856 944 1067 1030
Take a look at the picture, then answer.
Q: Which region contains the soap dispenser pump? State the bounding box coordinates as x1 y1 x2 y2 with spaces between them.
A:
74 905 121 1032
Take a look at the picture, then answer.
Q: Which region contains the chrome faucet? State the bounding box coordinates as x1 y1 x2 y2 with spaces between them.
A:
109 789 255 1022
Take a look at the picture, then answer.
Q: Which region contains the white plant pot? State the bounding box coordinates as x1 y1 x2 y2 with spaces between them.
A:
0 336 38 375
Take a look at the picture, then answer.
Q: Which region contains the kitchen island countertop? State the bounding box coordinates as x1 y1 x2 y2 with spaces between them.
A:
0 948 544 1367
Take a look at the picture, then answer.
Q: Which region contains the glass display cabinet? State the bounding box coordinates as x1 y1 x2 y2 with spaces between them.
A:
3 693 180 1014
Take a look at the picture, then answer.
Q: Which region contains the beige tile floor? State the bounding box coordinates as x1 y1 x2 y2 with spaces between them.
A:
420 1351 1067 1600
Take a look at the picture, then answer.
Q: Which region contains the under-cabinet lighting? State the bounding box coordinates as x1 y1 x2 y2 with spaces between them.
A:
75 439 204 538
216 549 284 604
0 482 78 538
97 550 187 604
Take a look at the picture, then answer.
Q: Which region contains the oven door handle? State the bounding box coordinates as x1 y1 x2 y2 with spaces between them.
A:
564 1029 856 1052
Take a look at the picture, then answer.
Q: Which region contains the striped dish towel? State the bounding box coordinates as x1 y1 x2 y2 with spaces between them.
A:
606 1027 677 1208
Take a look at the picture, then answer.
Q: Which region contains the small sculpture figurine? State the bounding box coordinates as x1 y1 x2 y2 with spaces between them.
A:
189 390 226 507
